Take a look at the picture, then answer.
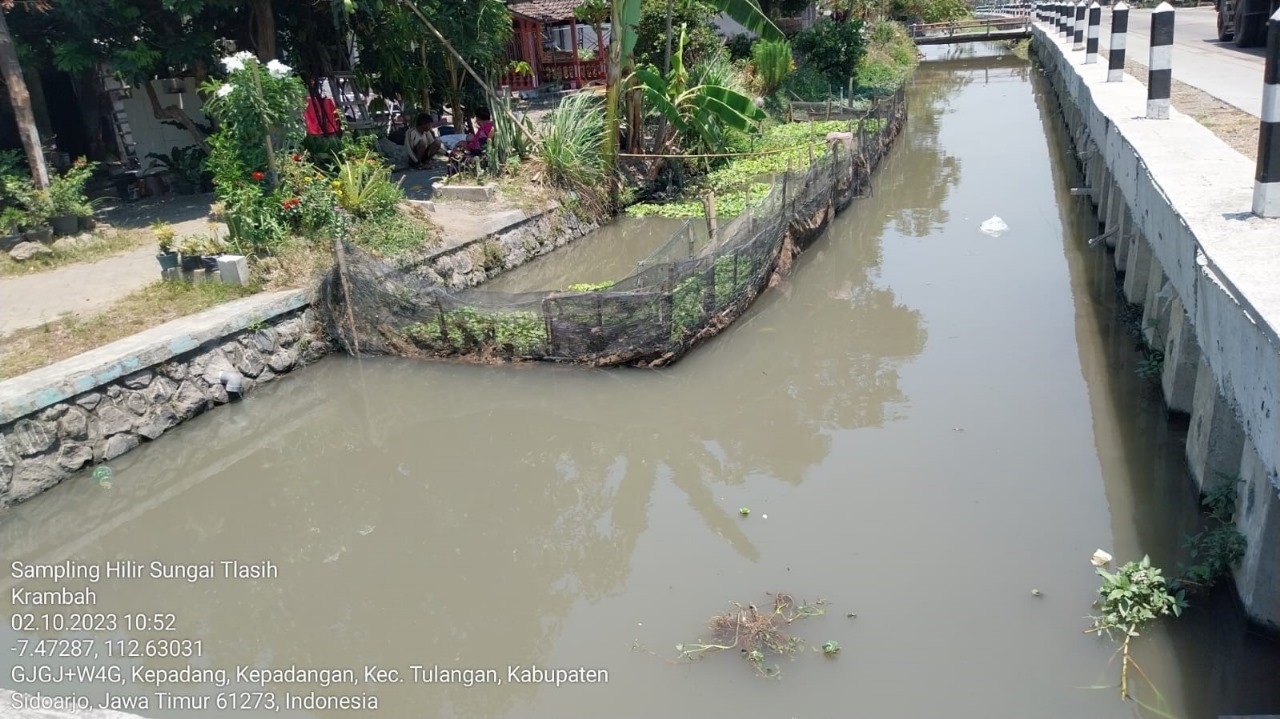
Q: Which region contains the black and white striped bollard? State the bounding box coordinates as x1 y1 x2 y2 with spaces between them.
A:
1147 2 1174 120
1086 2 1101 63
1064 2 1075 37
1109 1 1129 82
1074 1 1087 50
1253 8 1280 217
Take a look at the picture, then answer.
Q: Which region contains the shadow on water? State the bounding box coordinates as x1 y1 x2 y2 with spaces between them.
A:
1031 50 1280 717
2 42 1279 719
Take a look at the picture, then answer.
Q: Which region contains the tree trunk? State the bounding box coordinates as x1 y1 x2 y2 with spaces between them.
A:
143 82 210 152
248 0 277 62
604 0 622 183
0 8 49 188
445 55 462 130
419 45 432 114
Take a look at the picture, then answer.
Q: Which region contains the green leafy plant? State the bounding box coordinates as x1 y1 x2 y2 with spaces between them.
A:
4 177 54 228
566 281 616 292
1135 349 1164 381
1086 554 1186 701
1178 477 1247 592
146 145 209 189
334 154 402 219
633 26 766 157
750 40 793 98
152 221 177 253
534 91 608 209
48 158 98 218
792 18 868 89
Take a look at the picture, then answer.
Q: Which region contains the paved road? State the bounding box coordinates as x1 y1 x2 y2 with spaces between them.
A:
1097 6 1266 117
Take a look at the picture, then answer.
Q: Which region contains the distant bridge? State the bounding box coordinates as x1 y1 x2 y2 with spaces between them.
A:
909 11 1033 45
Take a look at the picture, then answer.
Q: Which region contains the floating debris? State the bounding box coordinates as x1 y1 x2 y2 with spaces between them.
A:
821 640 841 655
92 466 113 489
739 507 751 516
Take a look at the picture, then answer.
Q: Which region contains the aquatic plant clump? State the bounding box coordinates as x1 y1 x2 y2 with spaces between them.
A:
677 593 828 677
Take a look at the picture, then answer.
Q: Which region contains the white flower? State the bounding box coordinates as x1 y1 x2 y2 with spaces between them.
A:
1091 549 1113 567
215 84 234 98
221 51 254 73
265 59 292 78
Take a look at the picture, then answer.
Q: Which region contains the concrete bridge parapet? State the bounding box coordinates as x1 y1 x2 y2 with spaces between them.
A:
1031 21 1280 629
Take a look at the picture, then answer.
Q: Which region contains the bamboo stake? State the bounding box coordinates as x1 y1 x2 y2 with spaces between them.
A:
332 237 362 358
705 191 718 248
395 0 539 148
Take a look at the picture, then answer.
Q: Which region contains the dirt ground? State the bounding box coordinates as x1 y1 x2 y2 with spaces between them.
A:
1122 59 1260 158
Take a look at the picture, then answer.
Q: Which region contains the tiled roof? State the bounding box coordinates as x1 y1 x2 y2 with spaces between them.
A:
507 0 582 22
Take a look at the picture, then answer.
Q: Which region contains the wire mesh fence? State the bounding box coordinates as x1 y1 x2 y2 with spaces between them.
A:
321 86 907 368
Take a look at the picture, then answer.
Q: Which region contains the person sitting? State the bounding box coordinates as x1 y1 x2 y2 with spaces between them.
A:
404 113 444 169
447 108 495 175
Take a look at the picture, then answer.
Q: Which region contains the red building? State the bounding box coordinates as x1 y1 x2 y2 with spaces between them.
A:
502 0 610 91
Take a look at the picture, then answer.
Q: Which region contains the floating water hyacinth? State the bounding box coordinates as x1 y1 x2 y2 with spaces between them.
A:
92 466 113 489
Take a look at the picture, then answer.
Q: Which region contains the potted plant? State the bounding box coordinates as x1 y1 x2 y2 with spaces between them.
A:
199 232 227 272
176 234 204 271
47 158 97 236
153 221 179 271
0 207 24 250
6 178 53 243
146 146 208 195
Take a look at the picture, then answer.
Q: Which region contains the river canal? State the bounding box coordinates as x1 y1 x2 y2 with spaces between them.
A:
2 43 1279 719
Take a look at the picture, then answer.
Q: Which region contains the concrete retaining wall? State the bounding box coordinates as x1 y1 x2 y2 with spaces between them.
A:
1032 25 1280 627
0 289 333 509
404 203 599 289
0 203 600 510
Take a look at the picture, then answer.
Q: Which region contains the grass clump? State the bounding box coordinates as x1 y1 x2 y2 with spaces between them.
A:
857 20 919 97
0 281 257 380
0 229 151 277
349 207 441 260
533 92 608 212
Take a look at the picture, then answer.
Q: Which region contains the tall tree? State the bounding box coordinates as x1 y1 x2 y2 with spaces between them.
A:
0 0 48 188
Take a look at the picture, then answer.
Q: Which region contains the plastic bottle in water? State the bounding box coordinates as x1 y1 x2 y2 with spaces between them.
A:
92 465 113 489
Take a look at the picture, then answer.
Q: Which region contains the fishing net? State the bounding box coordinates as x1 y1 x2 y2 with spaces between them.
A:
320 87 907 368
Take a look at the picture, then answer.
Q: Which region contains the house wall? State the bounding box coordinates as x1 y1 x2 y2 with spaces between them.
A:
114 79 208 169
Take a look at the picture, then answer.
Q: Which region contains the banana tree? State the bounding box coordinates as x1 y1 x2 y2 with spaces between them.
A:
632 26 765 160
604 0 783 185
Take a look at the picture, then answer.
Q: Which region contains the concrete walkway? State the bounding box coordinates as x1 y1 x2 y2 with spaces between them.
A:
1100 6 1265 118
0 243 159 335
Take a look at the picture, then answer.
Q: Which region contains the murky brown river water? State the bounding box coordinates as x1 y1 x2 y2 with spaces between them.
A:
4 45 1280 719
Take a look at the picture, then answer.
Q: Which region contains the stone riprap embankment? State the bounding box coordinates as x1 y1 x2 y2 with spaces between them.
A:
1032 22 1280 628
0 289 331 508
404 202 598 289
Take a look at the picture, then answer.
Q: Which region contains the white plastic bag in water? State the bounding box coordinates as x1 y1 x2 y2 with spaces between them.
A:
980 216 1009 237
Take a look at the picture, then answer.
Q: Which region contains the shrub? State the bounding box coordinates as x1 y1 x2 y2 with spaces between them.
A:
634 0 722 69
333 154 402 219
535 92 607 209
792 18 867 89
781 65 831 101
725 33 753 61
48 158 97 217
750 40 794 98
